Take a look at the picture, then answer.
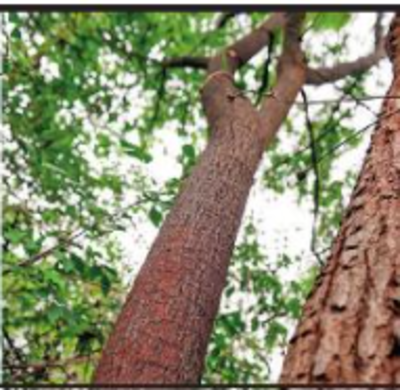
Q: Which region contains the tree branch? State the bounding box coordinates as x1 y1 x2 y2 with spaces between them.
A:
4 354 98 372
299 106 400 177
301 89 323 267
14 230 85 269
305 39 386 85
7 197 151 272
4 328 26 365
255 31 276 106
161 13 285 74
215 12 239 30
161 56 208 70
208 12 286 75
258 13 306 145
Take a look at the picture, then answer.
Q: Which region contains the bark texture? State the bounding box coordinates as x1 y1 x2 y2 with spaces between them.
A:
94 13 305 385
94 77 265 384
280 14 400 385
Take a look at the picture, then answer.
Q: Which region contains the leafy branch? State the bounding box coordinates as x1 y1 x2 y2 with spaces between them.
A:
6 194 160 272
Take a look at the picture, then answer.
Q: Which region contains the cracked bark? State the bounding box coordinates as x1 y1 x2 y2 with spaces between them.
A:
93 13 305 385
280 13 400 386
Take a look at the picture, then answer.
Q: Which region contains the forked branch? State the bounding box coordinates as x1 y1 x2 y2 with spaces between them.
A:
208 12 286 74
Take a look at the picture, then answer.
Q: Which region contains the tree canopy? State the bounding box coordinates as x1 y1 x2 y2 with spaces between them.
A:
3 10 391 383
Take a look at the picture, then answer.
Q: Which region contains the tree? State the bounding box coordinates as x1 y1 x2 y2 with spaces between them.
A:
93 12 388 385
3 10 390 385
93 12 307 384
280 13 400 384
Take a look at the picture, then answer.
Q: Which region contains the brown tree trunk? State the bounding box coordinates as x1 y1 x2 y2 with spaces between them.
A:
93 77 265 385
280 14 400 384
94 14 305 385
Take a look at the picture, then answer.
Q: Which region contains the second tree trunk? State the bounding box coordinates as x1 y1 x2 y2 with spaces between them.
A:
280 15 400 384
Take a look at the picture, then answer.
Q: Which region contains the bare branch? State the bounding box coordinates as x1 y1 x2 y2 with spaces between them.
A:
305 40 386 85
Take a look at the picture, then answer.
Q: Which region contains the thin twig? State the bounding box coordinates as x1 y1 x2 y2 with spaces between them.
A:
301 89 324 266
7 196 152 272
16 230 85 269
301 106 400 176
4 328 25 365
215 12 239 30
4 353 98 372
264 103 400 183
149 67 168 132
256 31 276 106
275 93 400 106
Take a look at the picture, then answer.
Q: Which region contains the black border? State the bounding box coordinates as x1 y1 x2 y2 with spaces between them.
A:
0 4 400 12
3 2 400 389
2 385 400 389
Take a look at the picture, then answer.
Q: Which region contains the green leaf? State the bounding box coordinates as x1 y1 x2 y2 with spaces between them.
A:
100 275 112 296
285 297 302 318
149 207 163 227
265 320 288 349
311 12 351 31
182 144 195 160
47 304 67 325
120 140 152 163
5 230 27 244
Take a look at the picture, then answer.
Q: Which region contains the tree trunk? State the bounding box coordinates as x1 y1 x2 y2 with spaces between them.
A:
93 14 305 385
280 14 400 384
93 77 266 384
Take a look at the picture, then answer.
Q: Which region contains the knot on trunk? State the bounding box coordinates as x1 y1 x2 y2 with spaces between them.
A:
200 71 244 133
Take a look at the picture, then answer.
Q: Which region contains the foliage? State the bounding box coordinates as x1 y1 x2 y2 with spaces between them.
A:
3 11 388 383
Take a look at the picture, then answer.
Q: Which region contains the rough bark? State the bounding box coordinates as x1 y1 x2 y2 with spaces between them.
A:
280 14 400 385
94 13 305 385
93 76 264 385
